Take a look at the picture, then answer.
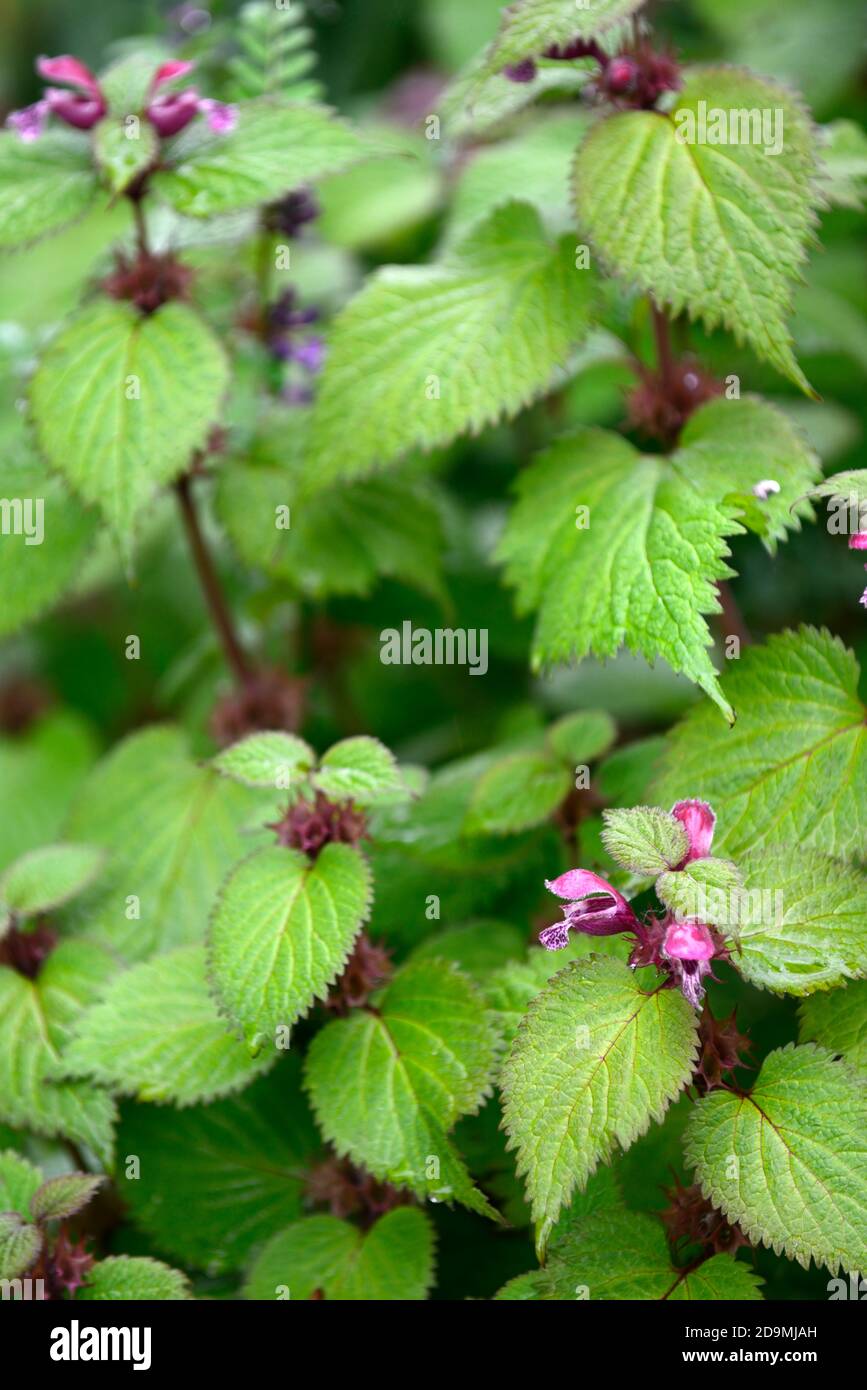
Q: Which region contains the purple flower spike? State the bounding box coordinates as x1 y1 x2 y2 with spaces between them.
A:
45 87 106 130
290 336 326 373
541 867 639 948
538 921 572 952
671 799 715 863
146 88 202 136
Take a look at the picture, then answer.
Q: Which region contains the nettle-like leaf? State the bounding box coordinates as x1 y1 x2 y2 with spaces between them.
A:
656 855 742 925
545 709 616 766
213 731 315 789
305 959 499 1218
545 1209 763 1301
227 0 322 104
479 0 644 77
313 736 407 806
244 1207 436 1301
93 118 160 195
62 945 272 1106
118 1060 318 1274
502 955 699 1254
601 806 689 876
0 130 99 250
0 940 117 1166
653 627 867 860
63 726 273 962
731 850 867 995
0 711 97 874
0 1149 42 1219
78 1255 191 1301
0 843 103 923
0 1212 41 1280
574 67 820 392
154 99 365 218
308 201 594 487
208 843 373 1048
497 422 741 720
464 753 571 836
685 1044 867 1274
818 119 867 210
30 300 228 559
30 1172 104 1222
410 920 525 981
799 981 867 1074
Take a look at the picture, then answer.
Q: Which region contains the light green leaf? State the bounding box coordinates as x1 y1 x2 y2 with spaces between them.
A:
244 1207 436 1301
601 806 689 876
501 954 699 1254
545 709 616 767
30 1172 104 1222
0 1212 41 1281
685 1043 867 1273
154 99 365 217
656 857 743 926
314 736 406 805
410 920 525 981
63 726 273 962
799 982 867 1074
0 711 96 873
118 1060 318 1274
493 1269 551 1300
62 945 272 1105
0 1149 42 1219
731 851 867 995
818 119 867 209
0 843 103 920
227 0 322 104
652 627 867 860
480 0 644 75
93 118 159 194
497 425 742 719
317 130 441 252
574 67 819 392
78 1255 191 1300
545 1209 762 1300
0 940 117 1166
30 300 228 558
208 843 373 1047
213 731 315 788
305 959 500 1218
0 131 99 250
464 753 570 835
308 202 594 486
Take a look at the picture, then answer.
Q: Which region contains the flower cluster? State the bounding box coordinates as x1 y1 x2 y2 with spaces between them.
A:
7 55 236 142
849 530 867 608
266 288 326 396
504 36 680 111
540 799 728 1007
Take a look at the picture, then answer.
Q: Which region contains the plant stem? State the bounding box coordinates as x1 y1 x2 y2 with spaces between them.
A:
650 300 676 391
130 196 149 256
175 473 254 686
716 580 753 647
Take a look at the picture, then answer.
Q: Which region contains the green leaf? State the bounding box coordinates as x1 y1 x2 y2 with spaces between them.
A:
464 753 570 835
78 1255 191 1301
0 711 96 873
93 118 159 194
0 843 103 920
0 1149 42 1219
410 920 525 981
317 131 441 253
493 1269 551 1300
545 709 616 767
208 843 373 1047
0 1212 41 1280
244 1207 436 1301
799 981 867 1074
545 1209 763 1300
656 857 743 926
62 945 272 1106
653 627 867 860
0 940 117 1166
212 731 315 788
574 67 819 392
63 726 273 962
314 736 406 805
480 0 643 75
30 1172 104 1222
154 99 365 217
0 131 99 250
30 301 228 558
731 851 867 995
819 119 867 209
227 0 322 104
501 955 699 1255
685 1044 867 1274
305 959 499 1218
601 806 689 876
308 202 594 486
118 1060 318 1273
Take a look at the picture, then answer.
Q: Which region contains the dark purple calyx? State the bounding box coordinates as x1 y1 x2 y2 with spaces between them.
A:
0 921 58 979
269 789 367 859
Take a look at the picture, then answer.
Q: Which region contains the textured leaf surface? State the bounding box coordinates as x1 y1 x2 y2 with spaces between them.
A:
685 1044 867 1273
656 856 742 925
213 732 314 788
78 1255 191 1300
799 982 867 1073
497 423 742 718
118 1061 318 1273
0 1212 41 1280
308 202 593 485
63 726 272 961
574 67 819 391
0 843 103 919
208 843 373 1046
30 301 228 556
244 1207 435 1300
154 99 364 217
601 806 688 875
63 945 272 1105
0 1149 42 1219
93 118 160 194
0 941 117 1165
653 628 867 860
305 960 499 1217
0 131 99 250
501 955 699 1253
481 0 643 74
30 1172 104 1222
314 736 406 805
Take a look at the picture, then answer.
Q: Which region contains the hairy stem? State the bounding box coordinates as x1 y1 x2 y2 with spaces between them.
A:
175 473 254 686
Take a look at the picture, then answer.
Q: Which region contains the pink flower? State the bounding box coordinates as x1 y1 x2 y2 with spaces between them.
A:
849 533 867 550
662 919 717 1007
540 868 640 950
671 799 715 863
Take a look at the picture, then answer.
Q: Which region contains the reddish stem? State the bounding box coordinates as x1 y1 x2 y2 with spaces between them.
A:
175 473 254 686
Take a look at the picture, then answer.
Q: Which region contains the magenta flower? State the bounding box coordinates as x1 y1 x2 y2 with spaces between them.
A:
662 919 716 1007
671 799 716 863
849 532 867 550
539 868 640 950
6 54 237 143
